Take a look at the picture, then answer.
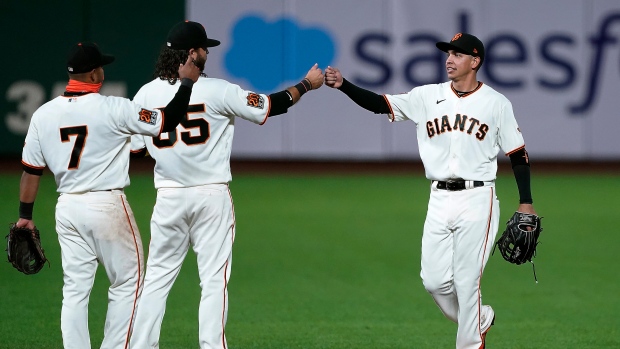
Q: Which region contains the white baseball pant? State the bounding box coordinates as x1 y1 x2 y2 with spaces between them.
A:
130 184 235 349
420 183 499 349
56 190 144 349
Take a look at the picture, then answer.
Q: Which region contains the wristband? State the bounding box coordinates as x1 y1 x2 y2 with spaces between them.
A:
294 78 312 96
19 201 34 220
180 78 195 87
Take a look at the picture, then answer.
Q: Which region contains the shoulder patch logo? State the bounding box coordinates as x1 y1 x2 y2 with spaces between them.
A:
246 93 265 109
139 108 158 125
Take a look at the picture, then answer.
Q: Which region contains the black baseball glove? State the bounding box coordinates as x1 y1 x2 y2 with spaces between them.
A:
6 223 49 275
493 212 542 266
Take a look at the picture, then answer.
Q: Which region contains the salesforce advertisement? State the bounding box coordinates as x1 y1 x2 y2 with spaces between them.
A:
189 0 620 160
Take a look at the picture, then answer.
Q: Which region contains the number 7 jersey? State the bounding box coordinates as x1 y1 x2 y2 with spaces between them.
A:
22 93 164 193
130 77 270 188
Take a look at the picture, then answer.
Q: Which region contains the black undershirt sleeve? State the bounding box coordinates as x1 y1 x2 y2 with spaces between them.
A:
509 148 533 204
160 78 194 133
337 78 390 114
268 90 294 117
22 165 43 176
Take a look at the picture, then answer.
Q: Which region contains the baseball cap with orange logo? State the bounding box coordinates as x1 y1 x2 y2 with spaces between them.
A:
436 33 485 66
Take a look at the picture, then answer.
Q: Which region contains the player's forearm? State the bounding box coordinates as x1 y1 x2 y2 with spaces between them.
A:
267 78 313 117
160 78 195 132
337 78 390 114
19 172 41 219
512 164 533 204
509 148 533 204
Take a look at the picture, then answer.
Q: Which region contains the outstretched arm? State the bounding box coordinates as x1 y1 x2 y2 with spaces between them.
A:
325 66 390 115
268 63 324 116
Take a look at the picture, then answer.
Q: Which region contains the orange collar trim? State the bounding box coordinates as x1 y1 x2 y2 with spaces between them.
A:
451 81 483 98
65 79 102 93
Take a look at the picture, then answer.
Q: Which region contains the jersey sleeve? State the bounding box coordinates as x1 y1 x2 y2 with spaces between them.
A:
130 134 146 152
113 97 164 137
498 100 526 155
21 112 46 172
129 88 150 151
383 87 425 124
211 82 269 125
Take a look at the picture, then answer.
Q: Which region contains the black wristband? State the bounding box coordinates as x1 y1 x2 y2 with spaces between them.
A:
180 78 195 88
294 78 312 97
19 201 34 220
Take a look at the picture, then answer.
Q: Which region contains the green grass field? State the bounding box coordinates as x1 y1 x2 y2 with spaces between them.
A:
0 172 618 349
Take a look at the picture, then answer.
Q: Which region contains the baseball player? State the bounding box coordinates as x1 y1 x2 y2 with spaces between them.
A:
128 20 324 349
325 33 538 349
15 42 200 349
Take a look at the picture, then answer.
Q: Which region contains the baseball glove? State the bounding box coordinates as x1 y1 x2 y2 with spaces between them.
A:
493 212 542 265
6 223 49 275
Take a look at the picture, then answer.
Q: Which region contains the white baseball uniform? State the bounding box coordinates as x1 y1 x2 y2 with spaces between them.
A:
129 76 269 349
384 81 524 349
22 92 166 349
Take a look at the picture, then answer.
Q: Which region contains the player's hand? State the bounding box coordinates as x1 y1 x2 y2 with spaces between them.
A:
304 63 324 90
517 203 536 215
16 218 36 231
325 66 343 89
516 203 537 231
178 55 201 82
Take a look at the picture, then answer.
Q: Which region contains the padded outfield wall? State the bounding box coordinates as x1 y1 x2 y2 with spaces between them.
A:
2 0 620 160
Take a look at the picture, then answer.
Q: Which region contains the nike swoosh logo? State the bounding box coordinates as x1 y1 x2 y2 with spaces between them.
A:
436 99 446 104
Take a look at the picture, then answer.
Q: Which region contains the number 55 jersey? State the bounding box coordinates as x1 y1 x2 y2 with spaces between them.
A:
130 76 270 188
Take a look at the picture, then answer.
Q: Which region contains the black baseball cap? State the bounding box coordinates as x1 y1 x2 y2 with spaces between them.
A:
436 33 485 64
166 20 220 50
66 42 115 74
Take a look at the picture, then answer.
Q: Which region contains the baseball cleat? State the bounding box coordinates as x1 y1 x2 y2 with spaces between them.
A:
481 305 495 348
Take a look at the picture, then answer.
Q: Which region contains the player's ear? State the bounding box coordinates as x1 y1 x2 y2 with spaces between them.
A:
471 56 479 70
88 69 97 83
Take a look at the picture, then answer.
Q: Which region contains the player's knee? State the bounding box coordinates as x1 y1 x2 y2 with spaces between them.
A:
422 277 454 295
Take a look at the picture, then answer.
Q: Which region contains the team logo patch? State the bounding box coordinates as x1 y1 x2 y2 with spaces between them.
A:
451 33 462 41
246 93 264 109
138 108 158 125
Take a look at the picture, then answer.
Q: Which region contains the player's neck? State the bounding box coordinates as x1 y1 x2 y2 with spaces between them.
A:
66 79 102 93
450 76 479 93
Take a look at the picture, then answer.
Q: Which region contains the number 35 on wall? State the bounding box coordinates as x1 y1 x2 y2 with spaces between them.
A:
5 80 126 135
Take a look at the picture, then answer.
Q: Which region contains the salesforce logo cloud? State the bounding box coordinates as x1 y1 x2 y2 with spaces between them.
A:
224 15 335 92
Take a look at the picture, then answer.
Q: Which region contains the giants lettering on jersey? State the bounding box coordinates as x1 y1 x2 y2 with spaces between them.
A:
426 114 489 141
139 108 158 125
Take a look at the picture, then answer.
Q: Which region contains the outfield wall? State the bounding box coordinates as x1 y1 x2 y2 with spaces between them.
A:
0 0 184 156
2 1 620 161
190 0 620 161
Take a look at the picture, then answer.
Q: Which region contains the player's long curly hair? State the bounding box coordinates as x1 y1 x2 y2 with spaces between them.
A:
153 46 206 85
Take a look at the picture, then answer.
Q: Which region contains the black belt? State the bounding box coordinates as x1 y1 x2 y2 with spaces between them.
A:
434 180 484 191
